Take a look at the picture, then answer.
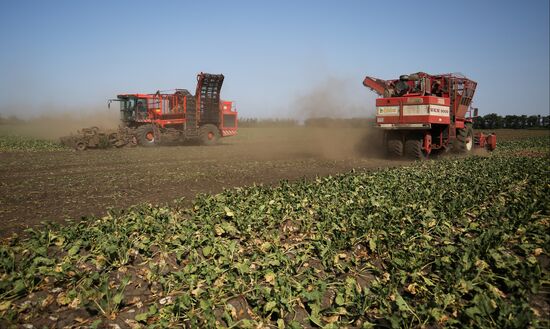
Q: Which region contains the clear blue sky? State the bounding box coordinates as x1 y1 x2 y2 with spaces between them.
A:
0 0 548 119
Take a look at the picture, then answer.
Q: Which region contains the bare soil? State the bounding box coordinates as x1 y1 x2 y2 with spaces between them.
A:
2 127 547 238
0 127 409 237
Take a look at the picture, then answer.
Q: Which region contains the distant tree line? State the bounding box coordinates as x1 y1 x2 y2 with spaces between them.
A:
239 115 550 129
3 113 548 130
474 114 550 129
238 117 377 128
238 118 299 128
304 117 375 128
0 114 25 125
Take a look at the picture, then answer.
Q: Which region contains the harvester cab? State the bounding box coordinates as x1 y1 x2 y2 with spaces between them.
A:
109 95 150 125
363 72 496 159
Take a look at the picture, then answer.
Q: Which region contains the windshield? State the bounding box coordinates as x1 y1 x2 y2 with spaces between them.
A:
120 97 136 110
118 96 148 122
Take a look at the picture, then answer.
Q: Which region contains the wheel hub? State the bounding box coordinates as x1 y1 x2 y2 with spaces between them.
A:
423 133 432 155
465 136 473 151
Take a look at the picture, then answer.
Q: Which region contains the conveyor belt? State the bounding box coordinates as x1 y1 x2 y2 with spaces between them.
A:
196 73 224 125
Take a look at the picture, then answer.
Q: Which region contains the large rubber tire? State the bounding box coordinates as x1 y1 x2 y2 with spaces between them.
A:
456 124 474 153
405 137 427 160
135 125 157 147
387 135 403 157
75 141 87 151
199 124 220 146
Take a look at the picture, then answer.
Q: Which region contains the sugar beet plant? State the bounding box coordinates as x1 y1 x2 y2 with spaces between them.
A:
0 135 66 152
0 137 548 328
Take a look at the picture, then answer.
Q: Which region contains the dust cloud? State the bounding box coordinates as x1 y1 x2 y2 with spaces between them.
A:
220 77 383 161
0 77 385 160
0 108 119 140
293 76 370 120
283 77 384 160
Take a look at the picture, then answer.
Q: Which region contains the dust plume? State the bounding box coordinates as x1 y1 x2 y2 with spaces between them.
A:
293 76 370 120
285 77 383 159
0 107 119 140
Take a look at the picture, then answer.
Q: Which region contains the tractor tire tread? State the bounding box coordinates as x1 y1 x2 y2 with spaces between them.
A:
387 138 403 157
405 138 425 160
136 125 157 147
199 124 220 146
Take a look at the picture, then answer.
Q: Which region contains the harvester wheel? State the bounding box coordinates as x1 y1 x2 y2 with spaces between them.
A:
386 136 403 157
405 137 428 160
136 125 157 147
199 124 220 146
108 133 118 145
75 142 87 151
456 124 474 153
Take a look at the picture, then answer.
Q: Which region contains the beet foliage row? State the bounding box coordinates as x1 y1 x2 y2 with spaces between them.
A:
1 137 548 328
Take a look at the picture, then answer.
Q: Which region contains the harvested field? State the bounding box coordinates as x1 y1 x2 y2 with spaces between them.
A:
0 127 548 237
0 127 392 237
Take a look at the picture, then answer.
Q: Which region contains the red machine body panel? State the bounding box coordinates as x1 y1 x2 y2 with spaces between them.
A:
364 72 477 126
220 101 238 136
375 96 451 126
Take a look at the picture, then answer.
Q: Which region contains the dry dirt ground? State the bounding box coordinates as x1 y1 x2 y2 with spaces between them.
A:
0 127 411 237
1 126 547 238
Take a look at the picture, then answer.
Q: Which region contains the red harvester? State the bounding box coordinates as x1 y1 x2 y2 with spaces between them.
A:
62 72 237 150
363 72 496 159
112 72 238 147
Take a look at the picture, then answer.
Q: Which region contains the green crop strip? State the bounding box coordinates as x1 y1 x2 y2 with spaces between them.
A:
0 136 67 152
0 137 548 328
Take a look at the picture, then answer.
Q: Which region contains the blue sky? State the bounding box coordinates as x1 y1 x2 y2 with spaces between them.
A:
0 0 548 119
